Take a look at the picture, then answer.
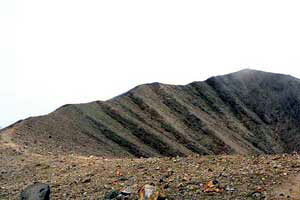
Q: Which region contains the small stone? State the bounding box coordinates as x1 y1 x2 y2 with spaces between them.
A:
225 185 235 192
82 178 91 183
104 190 120 200
20 183 50 200
120 186 131 195
163 184 169 189
203 180 223 193
115 165 122 177
182 176 188 181
104 184 111 189
118 176 128 182
255 186 263 193
159 176 164 183
126 176 136 186
252 192 263 199
138 184 159 200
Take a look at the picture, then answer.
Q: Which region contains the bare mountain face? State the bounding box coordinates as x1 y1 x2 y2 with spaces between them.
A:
3 69 300 157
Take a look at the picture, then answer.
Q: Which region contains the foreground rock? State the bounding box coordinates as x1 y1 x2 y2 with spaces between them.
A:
138 184 159 200
20 183 50 200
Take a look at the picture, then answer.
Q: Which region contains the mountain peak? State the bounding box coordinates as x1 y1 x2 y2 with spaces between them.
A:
4 69 300 157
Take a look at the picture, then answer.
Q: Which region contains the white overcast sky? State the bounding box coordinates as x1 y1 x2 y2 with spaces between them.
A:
1 0 300 128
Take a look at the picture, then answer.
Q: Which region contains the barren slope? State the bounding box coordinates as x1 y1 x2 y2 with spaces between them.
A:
3 69 300 157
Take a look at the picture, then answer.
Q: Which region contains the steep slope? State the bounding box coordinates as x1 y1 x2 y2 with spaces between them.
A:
3 69 300 157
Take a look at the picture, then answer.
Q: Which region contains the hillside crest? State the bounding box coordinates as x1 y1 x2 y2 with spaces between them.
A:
3 69 300 157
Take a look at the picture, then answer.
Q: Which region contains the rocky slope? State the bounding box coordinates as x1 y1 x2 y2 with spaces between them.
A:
3 69 300 157
1 151 300 199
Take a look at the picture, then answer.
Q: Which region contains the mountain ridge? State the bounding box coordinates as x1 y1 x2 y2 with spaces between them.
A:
2 69 300 157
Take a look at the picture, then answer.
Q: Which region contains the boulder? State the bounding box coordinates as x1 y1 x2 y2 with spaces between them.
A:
20 183 50 200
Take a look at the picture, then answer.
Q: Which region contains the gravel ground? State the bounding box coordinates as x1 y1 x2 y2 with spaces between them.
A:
1 148 300 199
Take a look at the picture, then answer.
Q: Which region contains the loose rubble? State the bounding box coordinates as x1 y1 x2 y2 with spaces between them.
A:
1 153 300 199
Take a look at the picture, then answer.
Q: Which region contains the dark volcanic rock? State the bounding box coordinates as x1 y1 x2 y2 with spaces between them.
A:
104 190 120 199
20 183 50 200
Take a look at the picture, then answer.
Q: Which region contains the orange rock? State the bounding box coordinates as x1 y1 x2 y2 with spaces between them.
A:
255 186 263 193
203 180 223 193
112 180 117 185
115 165 122 177
138 184 159 200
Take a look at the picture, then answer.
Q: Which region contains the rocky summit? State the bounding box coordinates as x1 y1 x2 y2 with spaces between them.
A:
2 69 300 157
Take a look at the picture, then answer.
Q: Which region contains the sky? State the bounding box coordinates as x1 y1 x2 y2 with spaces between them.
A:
1 0 300 128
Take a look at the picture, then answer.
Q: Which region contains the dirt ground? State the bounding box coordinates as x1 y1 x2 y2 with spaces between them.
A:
1 129 300 199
